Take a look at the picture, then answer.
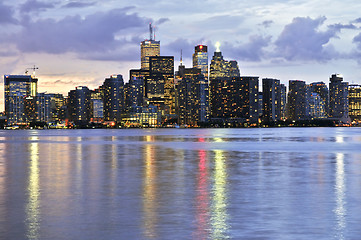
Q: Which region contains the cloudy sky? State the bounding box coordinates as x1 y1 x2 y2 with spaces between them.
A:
1 0 361 111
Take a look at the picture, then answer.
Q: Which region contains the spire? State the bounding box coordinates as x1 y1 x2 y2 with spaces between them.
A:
149 23 153 40
180 49 183 66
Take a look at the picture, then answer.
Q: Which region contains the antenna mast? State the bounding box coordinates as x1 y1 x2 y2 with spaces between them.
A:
180 49 183 66
149 23 153 40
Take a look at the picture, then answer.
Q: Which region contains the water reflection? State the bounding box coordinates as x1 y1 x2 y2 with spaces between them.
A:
194 149 210 239
211 150 229 239
26 136 41 240
334 153 346 240
143 141 158 239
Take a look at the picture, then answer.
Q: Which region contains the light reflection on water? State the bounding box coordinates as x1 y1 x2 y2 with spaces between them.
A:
0 128 361 240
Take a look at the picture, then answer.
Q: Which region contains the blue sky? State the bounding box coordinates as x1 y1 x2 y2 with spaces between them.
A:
1 0 361 110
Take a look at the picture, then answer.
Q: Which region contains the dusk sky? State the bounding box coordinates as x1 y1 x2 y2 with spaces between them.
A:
1 0 361 111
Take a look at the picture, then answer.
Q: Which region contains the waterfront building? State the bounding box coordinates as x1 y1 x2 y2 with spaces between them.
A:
122 105 161 128
47 93 65 122
287 80 306 121
348 84 361 122
308 92 326 118
36 93 51 123
175 64 209 126
309 82 329 116
68 86 91 124
329 74 349 120
102 75 124 122
262 78 281 122
125 76 144 110
140 24 160 70
280 84 287 120
148 56 175 114
90 88 103 122
4 75 38 125
192 45 208 79
210 76 259 124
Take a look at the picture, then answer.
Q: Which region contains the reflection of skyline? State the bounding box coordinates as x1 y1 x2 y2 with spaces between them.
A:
334 152 346 240
143 137 158 239
26 136 41 240
211 150 229 240
195 148 210 240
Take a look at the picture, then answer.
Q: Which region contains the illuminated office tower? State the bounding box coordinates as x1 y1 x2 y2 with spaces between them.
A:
348 84 361 122
262 78 281 122
90 88 103 122
229 60 240 77
307 92 326 118
141 24 160 70
68 86 91 124
192 45 208 79
287 80 306 121
125 76 144 109
36 93 51 123
175 64 209 125
102 75 124 122
209 47 240 81
309 82 329 116
4 75 38 125
210 76 259 123
148 56 175 114
329 74 349 119
46 93 65 122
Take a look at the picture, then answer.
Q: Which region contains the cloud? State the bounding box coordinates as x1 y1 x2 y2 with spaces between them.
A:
221 35 272 61
274 16 339 62
353 32 361 50
328 23 357 31
14 8 149 56
155 18 169 25
62 1 96 8
0 3 18 24
163 38 203 60
20 0 55 13
259 20 274 28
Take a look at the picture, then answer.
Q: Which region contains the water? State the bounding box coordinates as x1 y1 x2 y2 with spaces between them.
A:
0 127 361 240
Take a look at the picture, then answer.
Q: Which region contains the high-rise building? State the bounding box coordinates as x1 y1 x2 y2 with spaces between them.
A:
90 88 103 122
68 86 91 124
140 24 160 70
148 56 175 114
36 93 51 123
307 92 326 118
47 93 65 122
280 84 287 120
192 45 208 79
102 75 124 122
287 80 306 121
262 78 281 122
329 74 349 120
309 82 329 116
125 76 144 109
4 75 38 125
210 76 259 123
175 64 209 125
209 49 240 81
348 84 361 123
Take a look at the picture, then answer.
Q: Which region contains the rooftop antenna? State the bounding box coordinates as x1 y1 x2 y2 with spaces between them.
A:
25 65 39 76
153 25 156 40
149 23 153 40
180 49 183 66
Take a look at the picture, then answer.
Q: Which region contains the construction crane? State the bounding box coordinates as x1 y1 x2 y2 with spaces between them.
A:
25 65 39 76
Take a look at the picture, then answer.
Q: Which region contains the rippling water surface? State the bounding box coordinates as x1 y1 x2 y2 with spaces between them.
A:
0 127 361 240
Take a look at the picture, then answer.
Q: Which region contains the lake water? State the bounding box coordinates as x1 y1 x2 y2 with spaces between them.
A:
0 127 361 240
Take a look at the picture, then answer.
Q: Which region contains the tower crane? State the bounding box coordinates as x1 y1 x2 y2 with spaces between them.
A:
25 65 39 76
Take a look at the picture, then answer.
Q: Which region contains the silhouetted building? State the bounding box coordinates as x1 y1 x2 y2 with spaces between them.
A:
175 64 209 125
262 78 281 122
4 75 38 125
329 74 349 120
348 84 361 122
288 80 306 121
102 75 124 122
148 56 175 114
210 76 259 123
68 86 91 124
192 45 208 79
125 76 144 109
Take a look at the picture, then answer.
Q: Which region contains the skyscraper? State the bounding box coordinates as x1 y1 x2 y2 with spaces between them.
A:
209 49 240 81
287 80 306 121
348 84 361 123
192 45 208 79
262 78 281 122
4 75 38 125
68 86 91 124
102 75 124 122
309 82 329 116
141 24 160 70
329 74 349 120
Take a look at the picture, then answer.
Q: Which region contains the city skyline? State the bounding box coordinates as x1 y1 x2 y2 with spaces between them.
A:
1 0 361 112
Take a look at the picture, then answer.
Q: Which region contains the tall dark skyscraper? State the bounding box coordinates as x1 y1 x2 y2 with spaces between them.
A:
102 75 124 122
192 45 208 79
68 86 91 124
262 78 281 122
4 75 38 125
141 24 160 70
287 80 306 121
148 56 175 114
329 74 349 120
210 76 259 124
175 64 209 125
